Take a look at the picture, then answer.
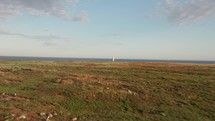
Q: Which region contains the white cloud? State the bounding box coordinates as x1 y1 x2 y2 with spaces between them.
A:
160 0 215 25
72 12 90 22
43 42 57 46
0 0 88 22
0 29 69 42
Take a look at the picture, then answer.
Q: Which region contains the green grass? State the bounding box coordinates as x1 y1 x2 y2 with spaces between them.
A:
0 61 215 121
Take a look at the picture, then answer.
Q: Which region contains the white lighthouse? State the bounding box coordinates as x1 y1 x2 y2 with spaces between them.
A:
112 56 115 62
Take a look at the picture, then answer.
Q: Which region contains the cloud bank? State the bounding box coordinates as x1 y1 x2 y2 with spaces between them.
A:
0 0 89 22
161 0 215 25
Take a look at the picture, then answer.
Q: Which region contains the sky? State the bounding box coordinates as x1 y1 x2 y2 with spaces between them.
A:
0 0 215 60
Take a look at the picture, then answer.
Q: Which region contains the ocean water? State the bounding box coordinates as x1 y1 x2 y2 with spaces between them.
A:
0 56 214 64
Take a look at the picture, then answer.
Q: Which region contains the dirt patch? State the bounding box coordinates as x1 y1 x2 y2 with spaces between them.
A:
84 64 97 68
56 78 74 85
2 79 21 85
56 75 106 85
0 93 30 102
10 108 23 117
21 68 33 72
24 108 57 121
0 68 11 73
2 108 58 121
55 75 125 87
56 75 138 96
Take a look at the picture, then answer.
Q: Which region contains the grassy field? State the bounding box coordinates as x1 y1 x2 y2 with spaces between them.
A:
0 61 214 121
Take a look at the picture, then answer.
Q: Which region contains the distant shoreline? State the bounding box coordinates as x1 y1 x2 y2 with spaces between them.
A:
0 56 215 64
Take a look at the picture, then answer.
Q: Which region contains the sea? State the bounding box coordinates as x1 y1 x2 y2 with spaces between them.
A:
0 56 214 64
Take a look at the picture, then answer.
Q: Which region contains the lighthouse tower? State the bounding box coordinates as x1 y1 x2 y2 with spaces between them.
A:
112 56 115 62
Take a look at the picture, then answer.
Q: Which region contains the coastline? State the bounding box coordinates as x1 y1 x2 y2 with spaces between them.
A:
0 56 215 64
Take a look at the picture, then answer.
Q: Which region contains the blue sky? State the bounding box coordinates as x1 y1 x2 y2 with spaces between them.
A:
0 0 215 60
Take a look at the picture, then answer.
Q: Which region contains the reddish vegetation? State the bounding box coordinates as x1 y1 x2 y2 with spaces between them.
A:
84 64 97 68
56 75 125 87
0 68 11 73
3 79 21 84
0 62 214 120
0 93 30 102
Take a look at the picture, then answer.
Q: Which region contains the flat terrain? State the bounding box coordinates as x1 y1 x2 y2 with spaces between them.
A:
0 61 214 121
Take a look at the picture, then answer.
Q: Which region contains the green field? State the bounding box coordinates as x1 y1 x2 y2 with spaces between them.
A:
0 61 214 121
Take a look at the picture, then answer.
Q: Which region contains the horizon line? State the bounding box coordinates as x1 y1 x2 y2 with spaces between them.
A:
0 55 215 62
